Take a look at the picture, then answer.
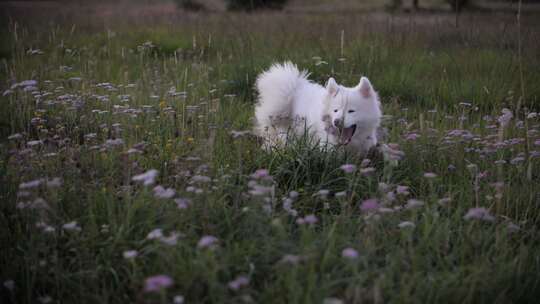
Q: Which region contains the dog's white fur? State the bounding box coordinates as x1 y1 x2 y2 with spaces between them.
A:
254 62 381 155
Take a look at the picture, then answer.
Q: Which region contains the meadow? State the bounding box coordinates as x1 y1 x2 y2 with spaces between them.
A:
1 2 540 303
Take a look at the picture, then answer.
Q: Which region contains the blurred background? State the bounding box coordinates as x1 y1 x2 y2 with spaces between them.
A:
1 0 540 23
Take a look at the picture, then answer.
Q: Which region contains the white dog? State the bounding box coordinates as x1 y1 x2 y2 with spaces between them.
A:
254 62 382 155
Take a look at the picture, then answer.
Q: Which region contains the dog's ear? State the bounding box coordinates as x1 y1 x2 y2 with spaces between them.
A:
358 77 373 98
326 78 338 96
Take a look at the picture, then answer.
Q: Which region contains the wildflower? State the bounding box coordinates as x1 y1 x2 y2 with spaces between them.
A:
313 189 330 199
146 229 163 240
360 199 379 212
152 185 176 199
437 197 452 205
360 158 371 167
251 169 270 179
160 232 181 246
323 298 344 304
280 254 302 264
406 133 420 140
104 138 124 148
175 198 191 209
360 167 375 175
173 295 185 304
8 133 23 140
340 164 356 173
423 172 437 179
398 221 415 229
132 169 158 186
19 178 44 189
297 214 318 225
396 185 410 196
3 280 15 291
197 235 218 249
335 191 347 198
228 275 250 291
498 108 513 128
341 248 359 259
190 175 212 184
405 199 425 209
507 222 520 233
62 221 81 232
123 250 138 259
464 207 495 222
38 296 52 303
46 177 62 188
510 156 525 165
144 275 174 293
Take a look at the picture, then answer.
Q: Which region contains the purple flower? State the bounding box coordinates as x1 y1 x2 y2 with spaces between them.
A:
228 275 250 291
144 275 174 293
123 250 138 259
406 133 420 140
405 199 425 209
360 199 380 212
341 248 359 259
396 185 410 196
132 169 158 186
498 108 513 128
197 235 218 249
297 214 318 225
340 164 357 173
153 185 176 199
175 198 191 209
464 207 495 222
251 169 270 179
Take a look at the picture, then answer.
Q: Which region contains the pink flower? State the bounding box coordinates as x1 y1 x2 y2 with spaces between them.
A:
360 199 379 212
144 275 174 292
341 248 359 259
464 207 495 222
340 164 357 173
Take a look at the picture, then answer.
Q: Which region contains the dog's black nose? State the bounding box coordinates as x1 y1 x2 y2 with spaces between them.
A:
333 118 343 128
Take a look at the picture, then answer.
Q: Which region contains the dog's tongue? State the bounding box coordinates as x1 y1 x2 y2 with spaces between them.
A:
340 126 355 144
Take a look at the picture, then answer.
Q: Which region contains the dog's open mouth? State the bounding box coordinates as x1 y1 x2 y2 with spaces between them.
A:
339 124 357 145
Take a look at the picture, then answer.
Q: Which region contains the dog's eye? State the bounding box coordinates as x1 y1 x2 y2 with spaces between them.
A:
348 110 356 113
333 109 338 113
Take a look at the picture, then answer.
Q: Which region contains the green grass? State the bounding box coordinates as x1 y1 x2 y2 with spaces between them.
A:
1 8 540 304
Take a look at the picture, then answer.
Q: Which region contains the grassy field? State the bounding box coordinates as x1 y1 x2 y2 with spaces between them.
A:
1 2 540 303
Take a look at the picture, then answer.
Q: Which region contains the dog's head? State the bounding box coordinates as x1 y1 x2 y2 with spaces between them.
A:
323 77 380 145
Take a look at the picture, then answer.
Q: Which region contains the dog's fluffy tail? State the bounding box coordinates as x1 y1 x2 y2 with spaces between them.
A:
254 62 309 138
